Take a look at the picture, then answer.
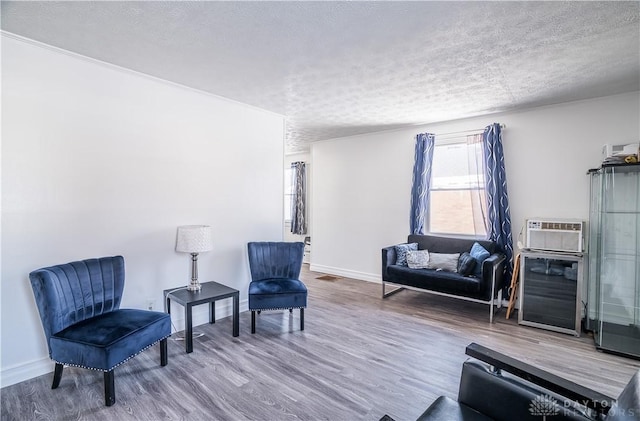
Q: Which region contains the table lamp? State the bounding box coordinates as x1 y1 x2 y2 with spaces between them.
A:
176 225 213 291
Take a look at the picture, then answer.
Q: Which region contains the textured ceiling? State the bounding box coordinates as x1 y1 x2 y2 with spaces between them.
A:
2 1 639 153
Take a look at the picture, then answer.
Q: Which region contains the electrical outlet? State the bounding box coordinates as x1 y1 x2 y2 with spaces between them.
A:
146 299 155 311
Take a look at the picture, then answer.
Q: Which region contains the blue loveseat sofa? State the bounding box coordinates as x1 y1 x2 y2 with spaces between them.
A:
382 234 506 322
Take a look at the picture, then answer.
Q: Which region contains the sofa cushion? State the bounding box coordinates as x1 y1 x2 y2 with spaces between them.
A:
394 243 418 266
470 242 491 277
387 265 482 296
50 309 170 371
407 250 430 269
248 278 308 310
458 252 477 276
408 234 497 255
426 252 460 272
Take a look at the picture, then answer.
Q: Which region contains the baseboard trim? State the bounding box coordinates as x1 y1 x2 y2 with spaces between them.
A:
1 357 54 389
1 299 250 388
309 264 381 283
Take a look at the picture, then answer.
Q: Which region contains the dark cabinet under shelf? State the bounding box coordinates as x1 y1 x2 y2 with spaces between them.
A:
519 251 583 336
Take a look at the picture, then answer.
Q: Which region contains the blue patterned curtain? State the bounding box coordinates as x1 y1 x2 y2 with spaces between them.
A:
410 133 435 234
290 161 307 235
482 124 514 278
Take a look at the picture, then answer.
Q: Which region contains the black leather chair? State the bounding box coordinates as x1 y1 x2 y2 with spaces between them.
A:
382 343 639 421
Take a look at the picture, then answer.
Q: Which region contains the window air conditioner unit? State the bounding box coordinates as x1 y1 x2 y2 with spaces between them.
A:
525 219 584 254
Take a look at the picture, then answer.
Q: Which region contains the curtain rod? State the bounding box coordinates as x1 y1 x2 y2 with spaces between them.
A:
435 124 506 139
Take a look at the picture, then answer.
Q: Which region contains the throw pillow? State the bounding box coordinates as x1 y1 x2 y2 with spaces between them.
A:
406 250 430 269
394 243 418 266
470 242 491 277
457 252 477 276
426 252 460 272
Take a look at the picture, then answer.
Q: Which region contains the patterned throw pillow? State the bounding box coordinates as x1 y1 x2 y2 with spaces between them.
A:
470 242 491 277
406 250 430 269
457 252 477 276
394 243 418 266
426 252 460 272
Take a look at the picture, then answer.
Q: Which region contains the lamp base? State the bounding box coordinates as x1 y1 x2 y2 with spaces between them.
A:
187 281 202 292
187 252 202 292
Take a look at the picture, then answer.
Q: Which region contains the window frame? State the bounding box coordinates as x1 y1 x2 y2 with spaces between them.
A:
284 167 295 224
426 137 487 239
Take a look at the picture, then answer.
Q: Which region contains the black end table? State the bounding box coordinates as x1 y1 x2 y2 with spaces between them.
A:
164 281 240 353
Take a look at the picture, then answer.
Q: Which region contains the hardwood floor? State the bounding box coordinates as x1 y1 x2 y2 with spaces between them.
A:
2 265 639 420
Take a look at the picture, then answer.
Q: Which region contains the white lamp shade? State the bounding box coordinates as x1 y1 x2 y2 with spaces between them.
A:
176 225 213 253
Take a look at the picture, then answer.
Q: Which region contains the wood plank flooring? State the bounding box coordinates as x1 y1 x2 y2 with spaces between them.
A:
2 266 639 420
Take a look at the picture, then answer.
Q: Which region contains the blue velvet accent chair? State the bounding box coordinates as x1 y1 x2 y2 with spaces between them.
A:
247 242 307 333
29 256 171 406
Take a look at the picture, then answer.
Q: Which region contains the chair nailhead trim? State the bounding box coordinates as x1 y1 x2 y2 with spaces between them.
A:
53 334 171 372
251 306 306 311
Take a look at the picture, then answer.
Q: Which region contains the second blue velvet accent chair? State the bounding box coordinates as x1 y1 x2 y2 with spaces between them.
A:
29 256 171 406
247 242 307 333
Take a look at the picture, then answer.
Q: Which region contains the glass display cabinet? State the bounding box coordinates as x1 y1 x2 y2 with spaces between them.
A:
587 163 640 359
519 251 583 336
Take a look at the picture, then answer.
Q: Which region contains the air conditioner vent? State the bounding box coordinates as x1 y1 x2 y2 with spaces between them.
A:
525 219 584 253
539 222 582 231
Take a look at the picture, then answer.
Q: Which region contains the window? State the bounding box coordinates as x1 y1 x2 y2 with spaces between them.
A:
284 167 294 222
428 138 487 237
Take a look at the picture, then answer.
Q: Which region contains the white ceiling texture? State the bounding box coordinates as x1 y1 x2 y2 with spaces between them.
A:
2 1 639 153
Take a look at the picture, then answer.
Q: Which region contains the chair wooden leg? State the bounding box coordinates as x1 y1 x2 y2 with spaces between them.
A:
104 370 115 406
251 310 256 334
300 308 304 331
160 338 168 366
52 363 63 389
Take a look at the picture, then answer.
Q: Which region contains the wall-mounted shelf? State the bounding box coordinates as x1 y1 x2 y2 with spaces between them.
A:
519 250 583 336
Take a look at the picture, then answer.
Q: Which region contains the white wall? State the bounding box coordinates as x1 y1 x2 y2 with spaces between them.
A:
310 92 640 282
283 152 311 243
1 35 285 386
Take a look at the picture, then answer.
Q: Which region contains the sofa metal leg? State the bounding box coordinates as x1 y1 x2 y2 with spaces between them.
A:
300 308 304 331
160 338 168 366
489 297 504 324
490 300 494 324
104 370 115 406
52 363 63 389
251 310 256 334
489 274 498 323
382 281 405 298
